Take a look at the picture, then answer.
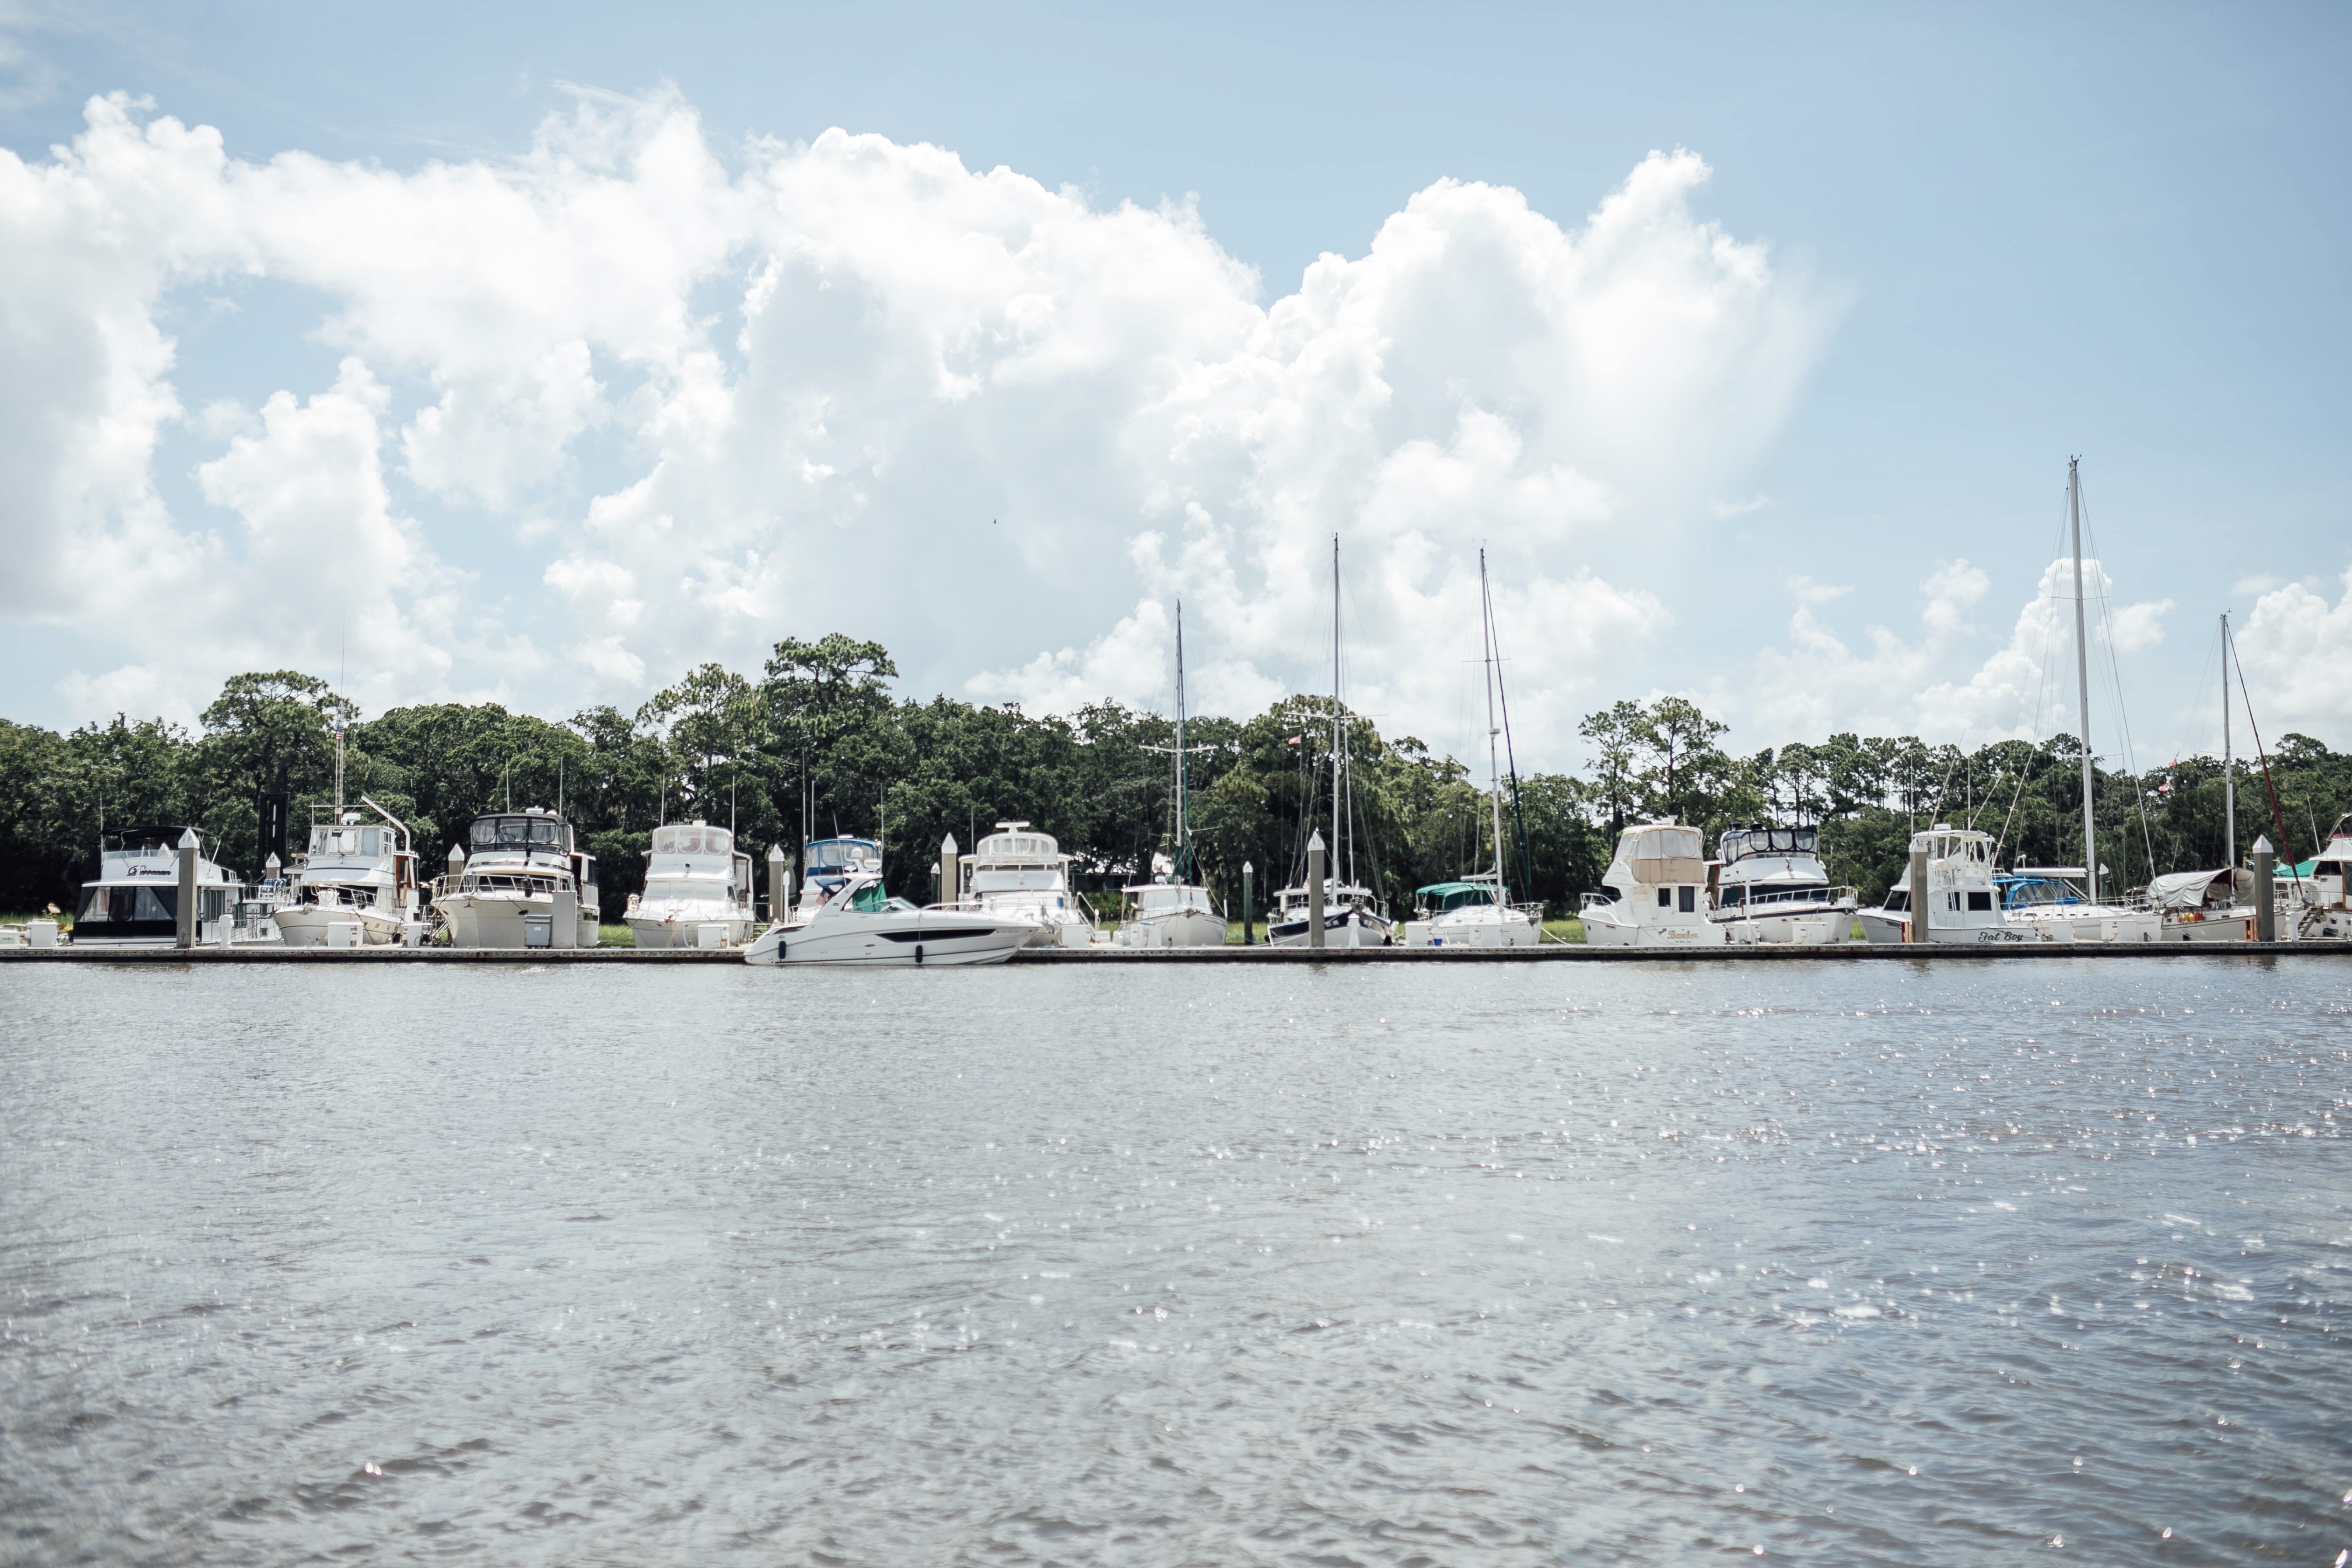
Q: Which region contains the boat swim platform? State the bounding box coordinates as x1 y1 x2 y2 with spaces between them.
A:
0 941 2338 964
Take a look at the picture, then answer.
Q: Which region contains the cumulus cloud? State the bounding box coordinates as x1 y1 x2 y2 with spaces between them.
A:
2233 568 2352 736
1 90 1830 761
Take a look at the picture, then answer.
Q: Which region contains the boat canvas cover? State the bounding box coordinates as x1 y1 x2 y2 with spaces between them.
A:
2146 868 2252 909
1624 826 1705 885
1415 882 1499 911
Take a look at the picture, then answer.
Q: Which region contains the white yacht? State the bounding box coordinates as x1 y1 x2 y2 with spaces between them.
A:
959 822 1095 949
274 799 420 946
1995 867 2160 943
431 808 601 948
1709 824 1855 945
71 826 281 948
1858 826 2048 944
625 819 756 949
795 837 883 915
1116 602 1226 948
1270 536 1393 948
745 866 1037 966
2293 815 2352 939
1579 821 1726 947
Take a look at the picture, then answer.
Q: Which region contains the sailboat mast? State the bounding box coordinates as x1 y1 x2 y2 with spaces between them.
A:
2221 611 2235 872
2068 457 2098 903
1174 601 1189 881
1330 534 1345 888
1480 550 1508 902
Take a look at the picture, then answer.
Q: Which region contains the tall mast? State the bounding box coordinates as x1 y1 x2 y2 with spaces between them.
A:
1480 549 1508 901
1330 534 1345 887
1174 601 1189 881
2221 611 2235 872
2068 457 2097 903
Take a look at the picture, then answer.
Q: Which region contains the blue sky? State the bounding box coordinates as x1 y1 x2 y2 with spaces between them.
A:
2 0 2346 770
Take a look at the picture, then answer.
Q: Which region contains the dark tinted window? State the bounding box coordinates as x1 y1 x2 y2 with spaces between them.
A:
1678 885 1695 913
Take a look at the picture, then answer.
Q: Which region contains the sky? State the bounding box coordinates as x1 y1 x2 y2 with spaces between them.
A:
2 0 2347 776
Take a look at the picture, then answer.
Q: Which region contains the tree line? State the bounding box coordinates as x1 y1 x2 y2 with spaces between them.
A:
3 634 2345 918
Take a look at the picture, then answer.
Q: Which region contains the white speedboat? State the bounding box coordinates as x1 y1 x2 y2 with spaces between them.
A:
1858 826 2050 945
1996 868 2160 943
745 868 1037 965
1710 824 1855 945
625 819 756 949
959 822 1095 949
273 799 420 946
1578 821 1727 948
431 808 601 948
71 826 281 948
1116 602 1225 948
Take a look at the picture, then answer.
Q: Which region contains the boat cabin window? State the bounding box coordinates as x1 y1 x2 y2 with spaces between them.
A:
1678 886 1696 913
805 840 877 872
312 826 386 857
1656 887 1672 907
652 825 731 856
78 886 178 924
474 816 563 848
1967 891 1993 911
1720 826 1820 861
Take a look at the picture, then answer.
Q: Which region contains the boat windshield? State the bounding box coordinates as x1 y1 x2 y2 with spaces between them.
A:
1720 826 1819 861
847 880 890 912
652 824 731 857
1416 882 1498 912
473 815 565 849
310 826 391 858
806 839 880 873
2001 876 2084 909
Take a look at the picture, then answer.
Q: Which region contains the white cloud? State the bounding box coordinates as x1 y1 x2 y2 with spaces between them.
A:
1713 494 1771 518
2233 567 2352 737
0 93 1831 760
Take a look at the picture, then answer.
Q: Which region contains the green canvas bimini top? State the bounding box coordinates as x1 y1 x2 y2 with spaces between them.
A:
1414 881 1500 911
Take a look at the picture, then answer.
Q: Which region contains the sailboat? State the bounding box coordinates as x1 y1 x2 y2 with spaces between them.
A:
1118 602 1226 947
1994 459 2157 943
1403 551 1541 947
1268 537 1393 947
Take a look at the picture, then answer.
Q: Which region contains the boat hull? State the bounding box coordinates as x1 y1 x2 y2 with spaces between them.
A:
1267 910 1392 947
743 914 1036 966
1115 910 1228 948
275 904 405 947
1719 909 1854 946
1405 911 1540 948
628 916 755 950
437 894 599 949
1857 911 2052 945
1580 911 1724 948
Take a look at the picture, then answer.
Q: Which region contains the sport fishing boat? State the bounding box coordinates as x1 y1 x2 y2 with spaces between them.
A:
1579 821 1726 947
745 866 1038 965
273 799 420 946
959 822 1095 948
795 836 882 915
1116 602 1225 948
624 819 756 949
1270 536 1392 948
431 807 601 948
71 826 281 948
1402 550 1541 949
1709 824 1855 945
1859 826 2048 944
1996 867 2160 943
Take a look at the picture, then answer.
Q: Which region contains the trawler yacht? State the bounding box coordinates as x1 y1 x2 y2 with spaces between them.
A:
1579 822 1726 947
431 808 600 948
625 819 756 948
72 826 280 948
959 822 1094 949
1996 868 2160 943
1858 826 2045 944
1710 825 1855 945
746 865 1037 966
795 837 882 915
274 799 420 946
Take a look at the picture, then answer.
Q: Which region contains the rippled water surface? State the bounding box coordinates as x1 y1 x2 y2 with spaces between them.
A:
4 957 2349 1565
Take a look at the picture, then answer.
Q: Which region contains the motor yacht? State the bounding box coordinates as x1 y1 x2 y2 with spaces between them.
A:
1579 821 1726 947
1858 826 2048 944
273 799 420 946
745 867 1037 965
431 808 601 948
1996 867 2160 943
1709 824 1855 945
625 819 756 949
795 837 882 915
71 826 282 948
959 822 1095 949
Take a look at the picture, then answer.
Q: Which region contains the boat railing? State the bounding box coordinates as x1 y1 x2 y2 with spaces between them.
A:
1721 884 1859 912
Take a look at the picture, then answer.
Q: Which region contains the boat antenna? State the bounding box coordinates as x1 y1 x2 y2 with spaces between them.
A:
1481 548 1537 904
2226 617 2299 883
2066 457 2098 901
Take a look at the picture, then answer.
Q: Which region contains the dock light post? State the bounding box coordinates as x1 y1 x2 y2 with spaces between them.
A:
1242 861 1253 945
767 843 789 923
940 834 959 910
176 828 200 949
1307 831 1326 950
2253 834 2275 942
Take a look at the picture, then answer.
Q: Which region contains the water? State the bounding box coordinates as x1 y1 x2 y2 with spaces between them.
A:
2 958 2347 1566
